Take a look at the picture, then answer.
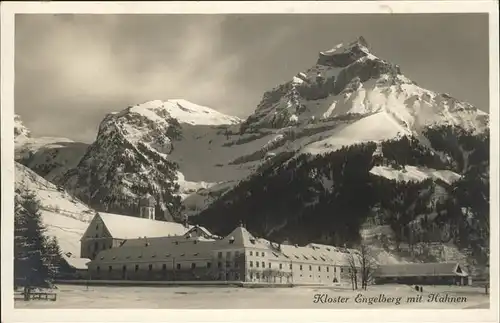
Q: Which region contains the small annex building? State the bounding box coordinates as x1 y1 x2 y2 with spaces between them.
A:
374 262 470 286
58 254 91 279
80 212 211 260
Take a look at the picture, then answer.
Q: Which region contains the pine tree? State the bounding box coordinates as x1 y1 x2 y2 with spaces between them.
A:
14 191 53 289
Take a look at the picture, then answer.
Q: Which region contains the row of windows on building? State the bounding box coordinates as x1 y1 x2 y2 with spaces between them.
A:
247 272 336 281
216 250 269 258
248 261 347 273
94 260 245 273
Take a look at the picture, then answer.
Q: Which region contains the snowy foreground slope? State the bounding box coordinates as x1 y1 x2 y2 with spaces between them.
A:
15 162 93 256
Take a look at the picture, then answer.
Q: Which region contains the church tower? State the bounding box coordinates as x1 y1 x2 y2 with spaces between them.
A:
139 193 156 220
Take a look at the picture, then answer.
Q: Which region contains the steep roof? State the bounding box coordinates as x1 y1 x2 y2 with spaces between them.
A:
98 212 190 239
375 262 468 278
221 225 269 249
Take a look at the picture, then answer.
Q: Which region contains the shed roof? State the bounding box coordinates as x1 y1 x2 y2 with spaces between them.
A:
375 262 468 278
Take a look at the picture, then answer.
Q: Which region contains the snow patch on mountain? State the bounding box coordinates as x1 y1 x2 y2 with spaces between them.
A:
301 111 409 155
369 165 462 185
16 162 94 256
14 114 30 140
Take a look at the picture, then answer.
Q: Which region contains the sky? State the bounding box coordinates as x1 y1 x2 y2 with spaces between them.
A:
15 13 489 143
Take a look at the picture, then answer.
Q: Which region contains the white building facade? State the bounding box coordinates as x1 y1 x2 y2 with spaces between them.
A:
87 223 362 285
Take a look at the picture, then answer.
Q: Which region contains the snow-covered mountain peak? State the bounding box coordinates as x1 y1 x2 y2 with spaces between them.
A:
241 37 488 138
317 36 375 67
124 99 242 126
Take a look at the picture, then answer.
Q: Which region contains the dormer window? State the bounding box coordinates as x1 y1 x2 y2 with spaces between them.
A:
180 253 185 257
145 242 150 247
174 241 179 245
152 255 156 258
100 256 104 260
165 254 171 257
249 238 256 244
229 236 235 244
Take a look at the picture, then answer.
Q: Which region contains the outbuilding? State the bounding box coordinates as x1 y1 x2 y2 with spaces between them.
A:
374 262 470 286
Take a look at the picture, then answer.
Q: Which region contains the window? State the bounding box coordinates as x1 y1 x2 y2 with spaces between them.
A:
218 262 222 268
122 265 126 272
326 267 329 272
279 264 283 270
334 267 336 273
269 263 271 269
250 261 253 267
235 251 240 257
218 252 223 258
191 263 196 269
226 251 231 258
256 262 259 268
300 265 303 271
262 252 265 257
225 261 230 268
309 265 312 271
250 273 253 279
162 264 167 271
340 268 343 273
289 264 292 269
176 263 181 270
318 266 321 272
135 265 139 272
108 266 112 272
261 262 265 268
249 251 253 256
148 264 153 271
255 251 259 257
207 262 211 268
97 266 100 273
256 273 260 279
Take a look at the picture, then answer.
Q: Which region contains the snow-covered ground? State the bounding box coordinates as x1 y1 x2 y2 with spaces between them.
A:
14 284 489 309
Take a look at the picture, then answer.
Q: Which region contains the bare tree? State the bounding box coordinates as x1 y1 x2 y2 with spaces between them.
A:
345 251 358 290
345 244 377 290
358 244 377 290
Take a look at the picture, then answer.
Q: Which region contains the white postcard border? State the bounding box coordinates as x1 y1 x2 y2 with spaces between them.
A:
1 1 498 322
